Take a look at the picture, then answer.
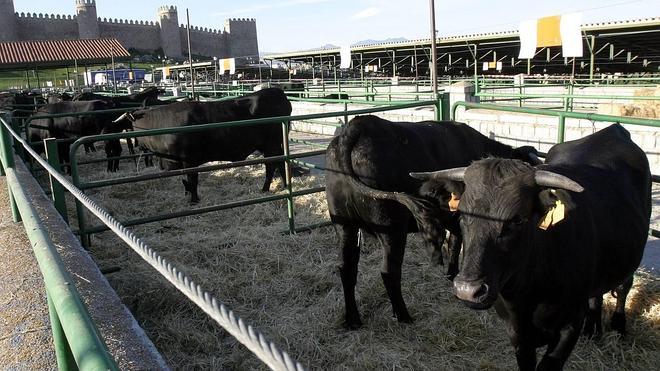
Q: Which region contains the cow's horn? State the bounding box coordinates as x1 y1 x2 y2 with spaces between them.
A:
410 167 467 181
534 170 584 192
112 112 130 123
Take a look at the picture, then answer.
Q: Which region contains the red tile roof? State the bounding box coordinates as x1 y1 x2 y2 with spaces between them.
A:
0 38 130 68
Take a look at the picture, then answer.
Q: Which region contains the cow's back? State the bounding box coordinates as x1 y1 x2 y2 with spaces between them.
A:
543 124 650 294
325 116 516 229
132 91 290 167
327 116 509 192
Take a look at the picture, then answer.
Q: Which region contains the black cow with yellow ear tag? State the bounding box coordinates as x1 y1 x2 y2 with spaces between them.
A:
410 123 651 371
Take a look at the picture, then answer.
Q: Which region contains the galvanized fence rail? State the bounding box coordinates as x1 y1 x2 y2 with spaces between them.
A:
1 114 307 371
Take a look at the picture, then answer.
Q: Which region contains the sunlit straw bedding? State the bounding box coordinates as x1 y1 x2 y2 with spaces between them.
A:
55 142 659 370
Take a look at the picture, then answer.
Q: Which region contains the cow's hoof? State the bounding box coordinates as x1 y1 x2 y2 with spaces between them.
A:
611 312 627 335
445 267 458 281
342 317 362 330
537 356 562 371
396 312 414 324
582 319 602 339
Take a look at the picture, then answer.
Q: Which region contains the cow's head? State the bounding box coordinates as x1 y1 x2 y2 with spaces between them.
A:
411 158 583 309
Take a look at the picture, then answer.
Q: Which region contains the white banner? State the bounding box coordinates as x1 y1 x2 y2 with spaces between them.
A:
560 12 583 57
340 45 351 69
518 19 537 59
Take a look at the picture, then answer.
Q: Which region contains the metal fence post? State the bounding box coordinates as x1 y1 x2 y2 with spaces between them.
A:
281 119 295 233
69 144 89 248
45 138 69 223
557 114 566 143
343 103 348 127
0 120 21 222
47 293 77 370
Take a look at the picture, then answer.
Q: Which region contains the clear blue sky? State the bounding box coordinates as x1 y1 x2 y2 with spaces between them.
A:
14 0 660 53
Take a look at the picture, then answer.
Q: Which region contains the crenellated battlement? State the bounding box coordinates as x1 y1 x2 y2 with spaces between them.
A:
75 0 95 6
99 17 158 26
17 12 76 20
158 5 177 14
179 23 224 35
226 18 256 23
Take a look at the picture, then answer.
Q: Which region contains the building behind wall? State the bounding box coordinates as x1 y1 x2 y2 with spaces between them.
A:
0 0 259 62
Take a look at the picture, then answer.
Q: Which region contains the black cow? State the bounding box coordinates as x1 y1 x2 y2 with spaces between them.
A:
112 87 293 203
73 86 164 106
46 92 73 104
323 93 349 100
411 124 650 370
325 115 541 328
28 100 123 172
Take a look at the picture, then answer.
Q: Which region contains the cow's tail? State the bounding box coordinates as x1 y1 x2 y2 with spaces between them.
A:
336 118 445 238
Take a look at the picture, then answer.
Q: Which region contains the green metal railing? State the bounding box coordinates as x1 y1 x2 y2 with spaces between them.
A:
2 112 308 371
451 101 660 237
0 114 119 371
67 99 440 247
452 101 660 143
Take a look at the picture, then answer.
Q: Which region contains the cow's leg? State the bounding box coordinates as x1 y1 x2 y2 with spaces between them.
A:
497 302 538 371
182 172 200 203
59 143 71 175
377 231 412 323
104 139 121 172
445 233 462 281
338 224 362 329
611 275 634 335
262 161 277 192
144 148 154 168
426 235 444 267
583 296 603 338
538 316 583 371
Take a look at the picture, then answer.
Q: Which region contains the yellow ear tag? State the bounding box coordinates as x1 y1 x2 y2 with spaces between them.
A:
448 193 460 212
538 200 565 230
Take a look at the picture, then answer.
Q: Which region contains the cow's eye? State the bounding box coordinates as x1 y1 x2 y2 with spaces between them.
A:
500 216 526 236
511 215 526 226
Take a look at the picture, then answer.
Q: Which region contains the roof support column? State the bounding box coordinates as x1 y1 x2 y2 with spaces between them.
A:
429 0 438 95
360 53 364 81
588 35 596 83
311 56 315 80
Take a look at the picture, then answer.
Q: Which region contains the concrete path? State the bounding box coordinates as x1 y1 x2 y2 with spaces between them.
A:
0 176 57 370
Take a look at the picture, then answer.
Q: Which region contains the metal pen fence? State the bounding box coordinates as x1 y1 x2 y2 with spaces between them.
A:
451 101 660 237
1 113 308 371
64 100 440 247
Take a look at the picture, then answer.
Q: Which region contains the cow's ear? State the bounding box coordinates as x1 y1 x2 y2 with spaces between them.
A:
418 178 464 199
537 188 576 228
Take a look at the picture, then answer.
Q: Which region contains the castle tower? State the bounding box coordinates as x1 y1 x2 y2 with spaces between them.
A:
75 0 99 39
224 18 259 63
0 0 17 41
158 5 183 59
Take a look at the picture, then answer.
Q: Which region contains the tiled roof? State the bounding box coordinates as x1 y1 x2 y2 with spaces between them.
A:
0 38 130 68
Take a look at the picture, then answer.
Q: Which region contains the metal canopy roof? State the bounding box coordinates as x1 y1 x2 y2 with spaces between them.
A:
265 17 660 75
0 38 130 70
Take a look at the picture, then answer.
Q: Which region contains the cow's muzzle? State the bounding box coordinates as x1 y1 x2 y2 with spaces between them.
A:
453 279 495 310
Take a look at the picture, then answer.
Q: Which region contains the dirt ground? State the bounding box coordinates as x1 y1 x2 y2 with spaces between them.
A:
0 176 56 370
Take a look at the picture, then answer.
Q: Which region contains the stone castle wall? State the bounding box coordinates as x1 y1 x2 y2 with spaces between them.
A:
180 26 228 58
15 13 79 41
99 18 161 52
0 1 259 60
